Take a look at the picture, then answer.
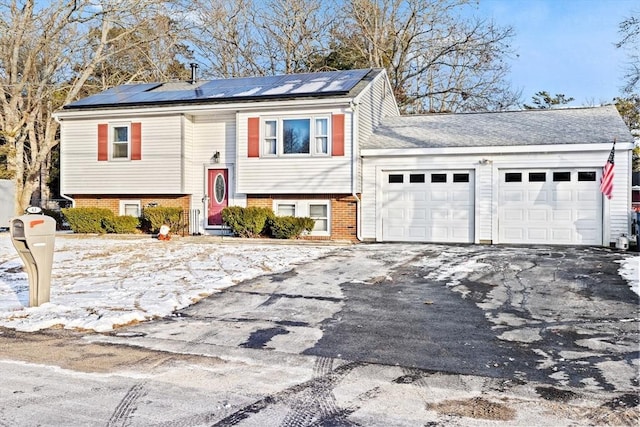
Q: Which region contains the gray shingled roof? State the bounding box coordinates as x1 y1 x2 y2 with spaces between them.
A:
364 106 634 150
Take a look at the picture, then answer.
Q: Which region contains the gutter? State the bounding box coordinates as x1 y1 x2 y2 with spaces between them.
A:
54 115 75 208
350 100 363 242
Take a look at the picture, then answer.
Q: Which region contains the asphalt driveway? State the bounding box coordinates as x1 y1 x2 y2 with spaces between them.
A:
80 242 638 425
104 243 638 391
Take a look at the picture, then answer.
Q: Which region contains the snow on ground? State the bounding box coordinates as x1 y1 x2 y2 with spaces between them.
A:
617 255 640 297
1 233 638 333
0 233 336 332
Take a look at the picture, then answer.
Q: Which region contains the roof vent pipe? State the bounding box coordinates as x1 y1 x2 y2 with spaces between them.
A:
189 63 199 84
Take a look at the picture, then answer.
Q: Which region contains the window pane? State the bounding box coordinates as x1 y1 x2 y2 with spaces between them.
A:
277 204 295 216
265 120 277 137
316 136 328 154
283 119 310 154
315 118 328 136
453 173 469 183
264 139 276 155
529 172 546 182
113 142 128 158
388 174 403 183
431 173 447 183
124 204 139 217
553 172 571 182
578 171 596 181
313 219 328 232
505 173 522 182
410 174 425 183
113 126 128 142
310 204 327 217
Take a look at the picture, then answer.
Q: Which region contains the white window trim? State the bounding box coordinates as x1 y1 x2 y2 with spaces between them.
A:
261 116 331 158
273 199 331 237
110 122 131 161
119 200 141 217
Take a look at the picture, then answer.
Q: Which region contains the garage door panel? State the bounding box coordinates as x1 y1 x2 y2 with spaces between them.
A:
430 191 448 202
527 228 549 240
577 190 597 201
528 210 549 221
503 190 524 202
553 190 573 202
504 209 524 221
499 169 601 245
551 210 571 221
382 170 474 243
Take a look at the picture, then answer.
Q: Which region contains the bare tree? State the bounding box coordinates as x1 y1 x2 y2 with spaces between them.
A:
333 0 520 113
617 12 639 94
0 0 190 212
190 0 335 77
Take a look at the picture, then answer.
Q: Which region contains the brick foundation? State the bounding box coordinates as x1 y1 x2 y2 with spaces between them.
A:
247 194 359 242
72 194 190 212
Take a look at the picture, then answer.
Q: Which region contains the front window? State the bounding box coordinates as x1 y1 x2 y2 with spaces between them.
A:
273 200 330 236
309 204 328 232
262 116 330 156
119 200 141 217
283 119 310 154
112 124 130 159
277 203 296 216
264 120 277 155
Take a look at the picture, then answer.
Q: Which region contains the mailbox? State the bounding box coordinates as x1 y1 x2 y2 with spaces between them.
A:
10 214 56 307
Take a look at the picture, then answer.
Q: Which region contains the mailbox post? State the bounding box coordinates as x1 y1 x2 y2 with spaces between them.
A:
10 213 56 307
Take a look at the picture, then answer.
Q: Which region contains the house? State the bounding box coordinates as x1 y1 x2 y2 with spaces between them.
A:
54 69 398 241
54 69 635 246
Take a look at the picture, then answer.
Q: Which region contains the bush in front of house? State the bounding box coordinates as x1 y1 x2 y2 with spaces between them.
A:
267 216 315 239
141 206 183 233
222 206 274 237
42 209 65 230
103 215 140 234
62 207 115 234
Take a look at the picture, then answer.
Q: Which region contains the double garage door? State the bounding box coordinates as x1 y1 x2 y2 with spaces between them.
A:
381 168 602 245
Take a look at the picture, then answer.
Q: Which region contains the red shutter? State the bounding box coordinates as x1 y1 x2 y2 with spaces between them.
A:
131 122 142 160
97 123 108 161
248 117 260 157
332 114 345 156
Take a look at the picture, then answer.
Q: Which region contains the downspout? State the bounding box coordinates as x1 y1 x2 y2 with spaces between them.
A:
350 100 363 241
54 115 75 207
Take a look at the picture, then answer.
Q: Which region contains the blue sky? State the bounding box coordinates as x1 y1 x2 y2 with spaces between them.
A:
471 0 637 106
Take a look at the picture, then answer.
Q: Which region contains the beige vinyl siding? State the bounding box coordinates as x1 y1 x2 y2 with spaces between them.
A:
236 109 353 194
183 114 195 200
355 73 400 193
188 113 236 198
61 115 182 194
361 147 631 244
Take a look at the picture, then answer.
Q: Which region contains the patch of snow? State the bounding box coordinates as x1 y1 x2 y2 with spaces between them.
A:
0 235 335 332
616 255 639 296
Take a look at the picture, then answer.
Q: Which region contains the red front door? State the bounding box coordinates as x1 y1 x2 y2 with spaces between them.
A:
207 169 228 226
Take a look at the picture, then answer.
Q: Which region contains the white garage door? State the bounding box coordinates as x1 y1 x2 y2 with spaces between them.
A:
498 169 602 245
382 170 474 243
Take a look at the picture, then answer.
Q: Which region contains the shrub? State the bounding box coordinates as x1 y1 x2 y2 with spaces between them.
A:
268 216 315 239
222 206 274 237
42 209 65 230
141 206 183 233
104 215 140 234
61 207 115 234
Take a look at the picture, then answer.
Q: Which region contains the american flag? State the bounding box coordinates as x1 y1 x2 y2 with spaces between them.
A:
599 142 615 199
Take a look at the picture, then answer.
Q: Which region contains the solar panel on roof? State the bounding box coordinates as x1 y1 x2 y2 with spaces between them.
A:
64 69 372 108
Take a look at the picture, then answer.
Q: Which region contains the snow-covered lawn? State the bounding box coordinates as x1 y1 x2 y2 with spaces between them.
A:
0 234 337 332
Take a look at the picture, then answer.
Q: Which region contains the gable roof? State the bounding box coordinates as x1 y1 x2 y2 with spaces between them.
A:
364 105 634 149
64 68 383 110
